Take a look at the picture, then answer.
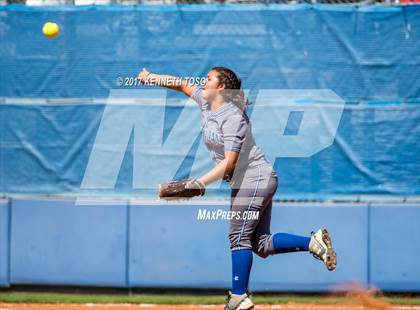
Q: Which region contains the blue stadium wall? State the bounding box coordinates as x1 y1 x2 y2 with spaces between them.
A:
0 198 419 291
0 5 419 291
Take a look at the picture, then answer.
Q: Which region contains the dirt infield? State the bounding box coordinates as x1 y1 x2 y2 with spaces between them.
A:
1 304 419 310
1 291 419 310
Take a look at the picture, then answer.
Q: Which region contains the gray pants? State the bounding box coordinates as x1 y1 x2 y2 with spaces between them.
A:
229 164 278 258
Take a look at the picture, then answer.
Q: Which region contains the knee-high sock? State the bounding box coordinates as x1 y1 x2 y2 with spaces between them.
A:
273 233 310 254
231 249 253 295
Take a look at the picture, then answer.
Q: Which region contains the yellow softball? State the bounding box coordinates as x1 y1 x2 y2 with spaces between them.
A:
42 22 59 39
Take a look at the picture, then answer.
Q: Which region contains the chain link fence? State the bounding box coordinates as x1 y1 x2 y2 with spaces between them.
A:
2 0 419 5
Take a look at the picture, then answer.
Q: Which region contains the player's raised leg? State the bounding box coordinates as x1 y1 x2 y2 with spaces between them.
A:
252 213 337 271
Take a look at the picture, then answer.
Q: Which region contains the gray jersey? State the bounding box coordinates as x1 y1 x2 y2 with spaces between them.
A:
192 88 278 255
191 87 271 181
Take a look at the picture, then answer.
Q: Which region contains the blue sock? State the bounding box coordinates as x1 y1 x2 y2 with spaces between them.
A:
273 233 310 254
231 249 253 295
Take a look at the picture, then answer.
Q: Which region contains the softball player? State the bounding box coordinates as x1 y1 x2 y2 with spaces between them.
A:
138 67 337 310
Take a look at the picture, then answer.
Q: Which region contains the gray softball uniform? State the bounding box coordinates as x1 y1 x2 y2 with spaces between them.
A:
192 87 278 257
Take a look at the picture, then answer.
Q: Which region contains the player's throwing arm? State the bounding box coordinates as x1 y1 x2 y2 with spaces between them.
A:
137 67 240 200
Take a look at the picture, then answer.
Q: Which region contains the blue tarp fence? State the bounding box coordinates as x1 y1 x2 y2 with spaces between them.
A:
0 5 419 199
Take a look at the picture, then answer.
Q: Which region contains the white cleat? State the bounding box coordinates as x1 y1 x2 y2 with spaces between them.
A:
309 228 337 271
224 291 254 310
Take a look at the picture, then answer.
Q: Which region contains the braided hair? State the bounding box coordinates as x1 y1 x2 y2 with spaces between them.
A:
211 67 248 110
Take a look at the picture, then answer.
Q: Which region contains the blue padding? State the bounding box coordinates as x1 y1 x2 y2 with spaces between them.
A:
0 199 10 287
10 199 128 286
369 203 420 291
5 199 420 291
127 202 368 291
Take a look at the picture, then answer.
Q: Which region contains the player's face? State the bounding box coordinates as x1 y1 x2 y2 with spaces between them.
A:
202 70 225 102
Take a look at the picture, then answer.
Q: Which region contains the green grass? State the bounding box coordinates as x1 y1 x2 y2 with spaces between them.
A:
0 292 419 305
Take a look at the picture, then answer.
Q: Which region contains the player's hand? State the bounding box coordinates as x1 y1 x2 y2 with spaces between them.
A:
138 68 150 84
